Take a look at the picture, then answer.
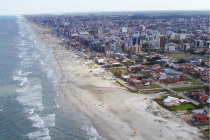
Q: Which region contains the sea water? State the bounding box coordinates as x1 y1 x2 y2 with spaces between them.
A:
0 15 102 140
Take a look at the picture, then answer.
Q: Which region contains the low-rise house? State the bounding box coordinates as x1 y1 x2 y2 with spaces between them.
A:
201 76 210 83
188 90 203 98
191 113 209 125
127 70 134 75
96 58 105 64
180 74 188 80
179 99 189 104
205 62 210 67
192 109 205 114
150 72 160 79
119 72 125 77
130 74 143 79
130 80 143 86
153 64 161 69
164 69 174 74
198 93 209 101
122 75 130 81
127 77 137 82
164 96 180 106
188 90 209 101
164 96 188 106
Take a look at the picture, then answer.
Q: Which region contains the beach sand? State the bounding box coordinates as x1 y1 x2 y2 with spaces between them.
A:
23 17 204 140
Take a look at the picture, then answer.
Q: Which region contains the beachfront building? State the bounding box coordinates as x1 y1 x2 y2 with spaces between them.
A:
191 113 209 125
163 96 180 106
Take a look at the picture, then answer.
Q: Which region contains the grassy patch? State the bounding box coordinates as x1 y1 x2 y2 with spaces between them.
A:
171 86 207 92
185 79 202 85
134 84 161 89
167 103 196 111
141 88 169 94
116 81 136 93
109 68 128 75
166 54 198 59
138 71 150 75
203 129 209 136
164 79 202 86
156 99 164 104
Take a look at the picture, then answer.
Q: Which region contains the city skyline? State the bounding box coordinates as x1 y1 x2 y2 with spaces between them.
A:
0 0 209 15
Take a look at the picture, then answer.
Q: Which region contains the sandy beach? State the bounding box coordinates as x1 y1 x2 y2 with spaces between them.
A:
23 17 204 140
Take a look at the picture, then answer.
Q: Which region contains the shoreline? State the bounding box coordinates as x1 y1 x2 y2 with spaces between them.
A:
22 17 204 140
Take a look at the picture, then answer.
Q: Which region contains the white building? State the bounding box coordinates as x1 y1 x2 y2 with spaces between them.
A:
122 27 127 33
182 43 190 51
164 42 176 51
164 96 180 106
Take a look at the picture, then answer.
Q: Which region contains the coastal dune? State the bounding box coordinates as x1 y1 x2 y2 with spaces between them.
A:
23 17 203 140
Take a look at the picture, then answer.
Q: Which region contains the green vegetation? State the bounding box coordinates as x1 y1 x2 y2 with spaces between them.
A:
177 58 187 63
164 79 202 86
138 71 150 75
134 84 161 89
165 53 197 59
186 79 202 85
197 103 205 109
156 99 164 104
171 86 207 92
193 72 201 78
203 129 209 136
141 88 168 94
109 68 127 75
146 56 161 64
116 81 136 93
167 104 196 111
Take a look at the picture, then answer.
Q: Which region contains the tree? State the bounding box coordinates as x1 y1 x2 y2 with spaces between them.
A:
201 61 205 66
131 67 135 71
193 72 200 78
187 48 195 54
138 55 144 61
200 51 206 55
197 103 205 109
204 86 209 92
137 77 142 80
177 59 187 64
114 72 119 77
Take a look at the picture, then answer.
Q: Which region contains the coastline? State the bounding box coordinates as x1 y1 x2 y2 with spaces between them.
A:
22 17 204 140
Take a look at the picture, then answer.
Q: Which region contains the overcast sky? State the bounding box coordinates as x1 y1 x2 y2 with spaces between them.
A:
0 0 209 15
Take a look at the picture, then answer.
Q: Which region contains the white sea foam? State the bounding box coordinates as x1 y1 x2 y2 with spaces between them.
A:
19 70 22 75
42 113 55 128
54 100 59 108
28 113 44 128
87 127 101 138
16 84 43 111
81 121 102 140
13 76 29 86
27 128 50 140
22 71 32 76
29 108 35 114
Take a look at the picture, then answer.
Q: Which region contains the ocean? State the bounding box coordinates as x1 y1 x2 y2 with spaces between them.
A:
0 15 102 140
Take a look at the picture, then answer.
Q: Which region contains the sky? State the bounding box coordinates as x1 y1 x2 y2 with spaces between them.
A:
0 0 209 15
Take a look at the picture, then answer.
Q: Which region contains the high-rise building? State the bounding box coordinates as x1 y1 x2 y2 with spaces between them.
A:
182 44 190 51
157 35 168 50
194 40 203 47
114 42 120 53
97 27 103 36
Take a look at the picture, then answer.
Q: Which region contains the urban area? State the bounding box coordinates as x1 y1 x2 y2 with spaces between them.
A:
26 11 210 137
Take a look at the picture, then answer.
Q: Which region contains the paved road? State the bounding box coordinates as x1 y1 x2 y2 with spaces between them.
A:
177 92 199 106
168 68 209 85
